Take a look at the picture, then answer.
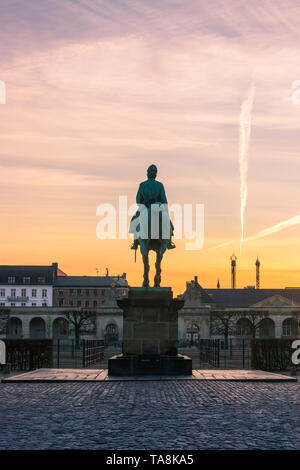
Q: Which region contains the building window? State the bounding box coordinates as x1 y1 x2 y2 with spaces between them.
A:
69 300 74 307
37 277 46 284
86 289 89 295
42 302 47 306
32 289 37 297
0 302 5 306
42 289 47 297
10 303 15 306
21 303 26 306
93 300 97 307
77 300 81 307
77 289 81 295
93 289 97 296
11 288 16 297
58 299 64 307
21 289 26 297
0 289 5 297
32 303 37 307
58 289 63 296
282 318 299 337
23 277 30 284
85 300 89 307
69 289 74 295
8 277 15 284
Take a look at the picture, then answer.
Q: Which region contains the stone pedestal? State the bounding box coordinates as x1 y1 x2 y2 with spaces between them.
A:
108 287 192 376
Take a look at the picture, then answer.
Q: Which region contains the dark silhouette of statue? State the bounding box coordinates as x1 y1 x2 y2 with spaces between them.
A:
129 164 175 287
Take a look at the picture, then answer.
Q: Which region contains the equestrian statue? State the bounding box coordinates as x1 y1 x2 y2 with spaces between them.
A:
129 164 175 287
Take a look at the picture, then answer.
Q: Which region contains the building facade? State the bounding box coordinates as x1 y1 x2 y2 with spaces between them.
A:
0 263 64 308
177 277 300 346
2 272 128 343
53 273 127 308
2 267 300 345
178 276 214 346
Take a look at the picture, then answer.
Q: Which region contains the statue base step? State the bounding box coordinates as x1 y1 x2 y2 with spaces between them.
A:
108 353 192 376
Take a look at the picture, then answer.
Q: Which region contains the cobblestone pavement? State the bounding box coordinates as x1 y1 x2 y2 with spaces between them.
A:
0 380 299 450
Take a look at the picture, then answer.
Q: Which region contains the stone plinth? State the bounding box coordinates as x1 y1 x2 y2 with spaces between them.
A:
108 287 192 376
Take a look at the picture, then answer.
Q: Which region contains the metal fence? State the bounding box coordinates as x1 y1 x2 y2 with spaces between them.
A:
199 338 252 369
199 339 220 368
53 338 104 369
82 339 104 368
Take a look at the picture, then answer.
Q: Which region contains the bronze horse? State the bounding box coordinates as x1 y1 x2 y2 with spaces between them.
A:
137 226 170 288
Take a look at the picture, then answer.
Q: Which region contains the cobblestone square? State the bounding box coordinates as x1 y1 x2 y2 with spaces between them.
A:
0 380 299 449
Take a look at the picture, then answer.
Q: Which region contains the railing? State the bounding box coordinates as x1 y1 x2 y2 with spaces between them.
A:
54 338 79 369
199 338 251 369
82 339 104 368
53 338 104 369
199 339 220 368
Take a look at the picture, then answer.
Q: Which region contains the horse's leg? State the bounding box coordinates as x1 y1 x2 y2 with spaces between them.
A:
140 240 150 287
154 240 169 286
160 240 169 256
154 248 162 287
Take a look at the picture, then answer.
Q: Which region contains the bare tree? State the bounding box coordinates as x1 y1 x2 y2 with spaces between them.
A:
64 309 96 348
236 310 269 339
210 311 237 348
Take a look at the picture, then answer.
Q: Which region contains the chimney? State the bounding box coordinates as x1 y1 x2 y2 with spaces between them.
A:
52 262 58 281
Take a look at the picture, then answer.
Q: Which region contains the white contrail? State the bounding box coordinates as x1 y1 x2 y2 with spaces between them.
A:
239 78 255 253
212 214 300 249
244 215 300 242
213 240 234 249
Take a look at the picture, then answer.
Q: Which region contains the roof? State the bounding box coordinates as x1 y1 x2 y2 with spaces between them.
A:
206 288 300 308
182 277 216 305
54 276 128 288
0 265 56 285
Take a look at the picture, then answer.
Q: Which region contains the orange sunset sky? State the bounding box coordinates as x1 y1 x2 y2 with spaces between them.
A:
1 0 300 294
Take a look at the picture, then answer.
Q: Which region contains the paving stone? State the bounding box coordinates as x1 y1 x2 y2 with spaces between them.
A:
0 379 300 449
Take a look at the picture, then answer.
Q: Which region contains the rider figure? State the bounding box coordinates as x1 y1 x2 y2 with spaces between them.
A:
130 164 176 250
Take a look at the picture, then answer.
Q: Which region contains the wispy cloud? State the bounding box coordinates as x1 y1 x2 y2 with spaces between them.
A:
1 0 300 287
